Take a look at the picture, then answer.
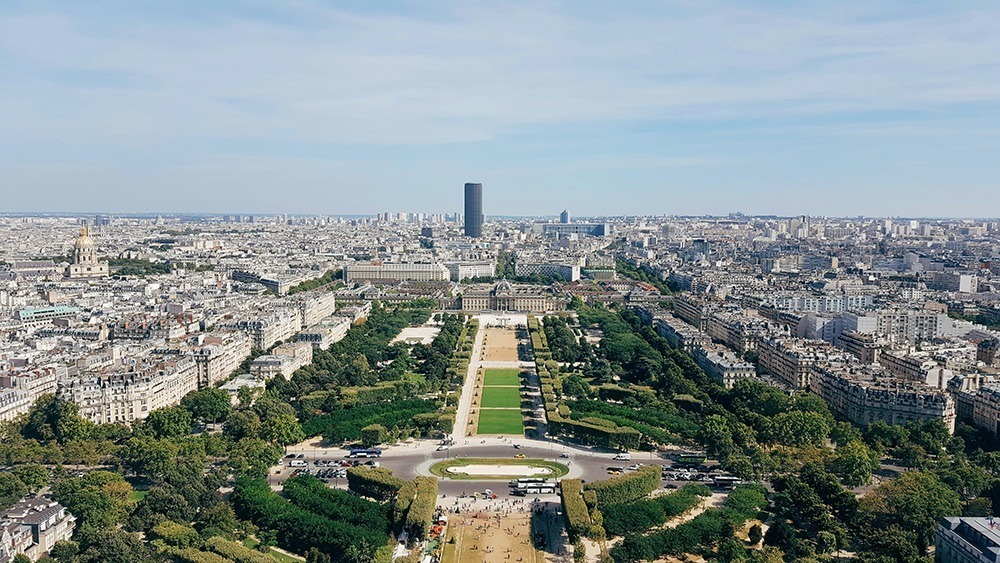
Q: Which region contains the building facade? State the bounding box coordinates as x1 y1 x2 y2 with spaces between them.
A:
464 182 483 238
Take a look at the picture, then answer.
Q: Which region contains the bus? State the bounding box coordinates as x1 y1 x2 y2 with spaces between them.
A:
712 476 742 489
676 452 707 466
512 485 557 496
348 449 383 458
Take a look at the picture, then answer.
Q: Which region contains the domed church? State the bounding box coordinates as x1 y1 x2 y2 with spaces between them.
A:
66 227 110 278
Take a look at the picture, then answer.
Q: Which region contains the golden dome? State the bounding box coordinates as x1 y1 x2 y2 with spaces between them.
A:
75 227 95 249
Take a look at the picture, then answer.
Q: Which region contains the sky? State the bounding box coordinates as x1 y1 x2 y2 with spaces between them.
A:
1 1 999 217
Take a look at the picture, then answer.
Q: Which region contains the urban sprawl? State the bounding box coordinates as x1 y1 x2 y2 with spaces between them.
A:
2 188 1000 563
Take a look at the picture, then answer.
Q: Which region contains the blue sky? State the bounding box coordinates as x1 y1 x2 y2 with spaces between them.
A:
1 1 998 217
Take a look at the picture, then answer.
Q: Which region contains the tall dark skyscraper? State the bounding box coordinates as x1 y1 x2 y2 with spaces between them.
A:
464 182 483 238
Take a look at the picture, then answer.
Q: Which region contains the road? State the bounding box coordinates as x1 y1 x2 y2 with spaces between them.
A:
276 436 713 499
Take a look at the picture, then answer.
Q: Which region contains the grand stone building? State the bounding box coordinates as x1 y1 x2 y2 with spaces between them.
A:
66 227 109 279
459 280 567 312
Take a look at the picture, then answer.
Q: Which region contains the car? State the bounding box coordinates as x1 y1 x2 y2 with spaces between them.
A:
436 445 449 451
285 453 295 459
315 460 327 467
513 444 522 449
559 452 570 458
665 483 679 489
295 454 304 459
613 453 631 461
514 454 526 459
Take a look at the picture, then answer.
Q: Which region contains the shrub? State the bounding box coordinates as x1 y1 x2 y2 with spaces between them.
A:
204 536 274 563
405 477 439 539
346 467 406 502
584 465 660 507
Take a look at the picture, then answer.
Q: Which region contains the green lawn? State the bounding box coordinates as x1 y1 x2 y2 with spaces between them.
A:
483 368 521 386
477 408 525 434
481 386 522 408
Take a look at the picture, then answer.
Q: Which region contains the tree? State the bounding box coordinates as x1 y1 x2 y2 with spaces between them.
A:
858 470 961 555
22 394 91 444
260 412 305 447
116 437 179 478
76 528 152 563
195 503 240 539
223 410 261 441
228 438 283 477
748 523 763 546
832 440 880 487
0 472 28 511
143 406 193 439
13 464 49 493
360 424 388 447
13 554 30 563
237 386 256 408
50 540 80 563
181 388 232 424
307 547 334 563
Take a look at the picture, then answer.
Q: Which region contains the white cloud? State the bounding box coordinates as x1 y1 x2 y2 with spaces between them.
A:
1 1 998 148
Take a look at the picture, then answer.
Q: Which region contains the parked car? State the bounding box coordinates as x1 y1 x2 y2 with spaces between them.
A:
514 454 526 459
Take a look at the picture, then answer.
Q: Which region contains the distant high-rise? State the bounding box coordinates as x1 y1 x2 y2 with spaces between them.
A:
560 210 571 224
464 183 483 238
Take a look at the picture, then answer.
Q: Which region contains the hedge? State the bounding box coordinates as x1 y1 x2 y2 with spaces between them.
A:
405 477 439 539
584 465 660 508
150 520 201 548
546 408 641 450
347 467 407 502
284 475 390 533
168 549 231 563
204 536 274 563
609 484 769 562
601 484 710 537
560 479 592 541
231 477 387 558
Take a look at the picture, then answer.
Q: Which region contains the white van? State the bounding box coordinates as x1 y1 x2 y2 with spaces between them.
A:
289 460 307 467
613 453 632 461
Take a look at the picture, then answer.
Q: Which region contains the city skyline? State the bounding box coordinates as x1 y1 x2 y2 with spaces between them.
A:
2 2 998 217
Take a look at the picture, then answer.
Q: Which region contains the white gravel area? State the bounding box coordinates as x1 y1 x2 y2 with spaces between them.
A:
446 465 553 476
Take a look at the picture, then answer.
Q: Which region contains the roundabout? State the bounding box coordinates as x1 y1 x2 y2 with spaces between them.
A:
429 458 569 480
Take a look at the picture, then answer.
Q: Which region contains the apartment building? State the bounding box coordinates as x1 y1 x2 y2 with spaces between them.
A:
809 363 956 433
250 341 313 380
344 262 450 282
192 332 253 387
758 337 839 390
835 331 880 364
513 262 581 282
936 517 1000 562
0 365 62 422
0 498 75 561
673 293 719 332
59 357 199 425
288 292 337 327
218 308 302 350
694 343 756 389
296 316 352 350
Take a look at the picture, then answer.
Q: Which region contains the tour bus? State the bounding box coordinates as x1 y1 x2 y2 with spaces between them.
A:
675 452 707 466
512 484 557 496
348 449 383 459
712 475 743 489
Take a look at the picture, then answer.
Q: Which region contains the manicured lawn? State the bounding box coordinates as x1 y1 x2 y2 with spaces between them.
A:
481 386 522 408
483 368 521 387
476 408 525 435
